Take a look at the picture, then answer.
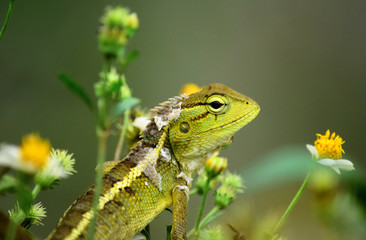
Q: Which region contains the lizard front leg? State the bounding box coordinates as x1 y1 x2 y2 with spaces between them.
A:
171 183 189 240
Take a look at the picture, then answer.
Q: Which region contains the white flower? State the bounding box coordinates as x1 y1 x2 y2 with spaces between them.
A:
306 144 355 174
0 143 67 178
0 134 69 178
133 116 151 130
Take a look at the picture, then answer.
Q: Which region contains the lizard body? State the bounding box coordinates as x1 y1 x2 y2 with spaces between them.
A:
48 83 260 240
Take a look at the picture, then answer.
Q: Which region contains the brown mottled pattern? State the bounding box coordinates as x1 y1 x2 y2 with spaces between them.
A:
48 156 181 240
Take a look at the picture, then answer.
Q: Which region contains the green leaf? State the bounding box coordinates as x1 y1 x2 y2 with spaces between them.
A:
122 49 139 68
58 72 94 111
0 175 18 195
166 225 172 240
240 145 312 195
113 97 140 117
199 211 222 229
17 183 33 213
141 225 151 240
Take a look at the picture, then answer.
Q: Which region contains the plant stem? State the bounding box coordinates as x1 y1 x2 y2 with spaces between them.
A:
86 128 107 240
198 206 220 229
271 172 311 238
194 178 210 240
5 209 25 240
32 184 41 199
114 109 130 161
0 0 15 41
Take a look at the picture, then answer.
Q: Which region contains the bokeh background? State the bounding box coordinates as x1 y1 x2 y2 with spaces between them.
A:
1 0 365 239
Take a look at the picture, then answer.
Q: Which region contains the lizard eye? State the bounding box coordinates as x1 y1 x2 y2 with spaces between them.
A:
206 95 228 114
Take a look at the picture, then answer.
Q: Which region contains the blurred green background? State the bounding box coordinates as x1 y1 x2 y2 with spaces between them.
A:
1 0 365 239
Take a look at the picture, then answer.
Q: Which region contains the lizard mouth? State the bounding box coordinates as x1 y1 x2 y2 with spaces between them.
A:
202 106 260 133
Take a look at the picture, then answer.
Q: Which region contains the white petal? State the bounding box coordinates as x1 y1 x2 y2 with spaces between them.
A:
330 166 341 174
306 144 319 159
0 144 21 168
317 158 336 167
133 116 151 130
0 144 40 174
43 156 68 178
334 159 355 171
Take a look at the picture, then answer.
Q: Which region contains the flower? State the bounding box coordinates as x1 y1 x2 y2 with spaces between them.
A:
0 134 71 178
132 116 151 131
205 155 228 179
179 83 202 96
306 130 355 174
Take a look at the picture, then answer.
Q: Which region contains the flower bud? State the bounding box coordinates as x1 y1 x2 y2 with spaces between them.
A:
205 156 227 179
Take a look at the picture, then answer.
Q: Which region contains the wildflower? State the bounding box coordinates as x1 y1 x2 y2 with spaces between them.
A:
214 172 244 209
306 130 354 174
180 83 202 96
0 134 73 179
132 116 151 131
205 155 227 179
98 6 139 58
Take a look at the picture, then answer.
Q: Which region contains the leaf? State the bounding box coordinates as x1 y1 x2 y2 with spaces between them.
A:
199 211 222 229
17 183 33 213
58 72 94 111
240 145 311 195
141 225 151 240
122 50 139 68
166 225 172 240
113 97 140 117
0 175 18 195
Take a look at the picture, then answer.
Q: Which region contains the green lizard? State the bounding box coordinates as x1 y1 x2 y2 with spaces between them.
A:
47 83 260 240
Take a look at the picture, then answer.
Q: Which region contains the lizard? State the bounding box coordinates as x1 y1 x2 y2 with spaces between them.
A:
47 83 260 240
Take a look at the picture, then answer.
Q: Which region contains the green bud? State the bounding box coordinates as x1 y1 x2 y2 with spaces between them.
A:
34 149 76 188
205 156 227 179
120 75 132 99
97 68 123 98
199 225 225 240
214 172 244 209
193 172 218 195
214 184 235 209
98 6 139 58
22 202 46 229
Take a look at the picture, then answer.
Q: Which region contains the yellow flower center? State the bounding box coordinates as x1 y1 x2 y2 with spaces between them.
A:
179 83 202 96
314 130 345 159
20 134 51 170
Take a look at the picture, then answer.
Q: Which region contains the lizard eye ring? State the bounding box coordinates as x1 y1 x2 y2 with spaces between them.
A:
206 95 228 114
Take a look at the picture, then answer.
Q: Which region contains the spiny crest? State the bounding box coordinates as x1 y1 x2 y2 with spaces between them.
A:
141 94 188 140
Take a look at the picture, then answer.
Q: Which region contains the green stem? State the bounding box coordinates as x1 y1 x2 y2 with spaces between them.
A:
5 209 25 240
0 0 15 41
271 172 311 238
113 109 130 161
198 206 220 229
32 184 41 199
86 128 108 240
194 178 210 240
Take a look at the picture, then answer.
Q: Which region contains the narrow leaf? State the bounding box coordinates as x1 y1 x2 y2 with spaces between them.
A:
113 97 140 117
58 72 94 111
200 211 222 229
122 50 139 68
0 175 18 195
166 225 172 240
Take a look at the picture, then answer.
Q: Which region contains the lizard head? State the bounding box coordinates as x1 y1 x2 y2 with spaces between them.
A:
169 83 260 175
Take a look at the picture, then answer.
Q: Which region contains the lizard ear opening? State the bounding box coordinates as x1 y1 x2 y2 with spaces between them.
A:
179 122 190 134
206 95 228 114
